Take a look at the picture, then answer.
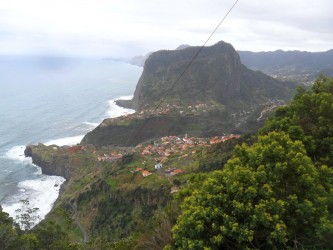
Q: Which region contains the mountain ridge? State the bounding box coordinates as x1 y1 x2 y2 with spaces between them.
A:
238 49 333 84
130 47 333 85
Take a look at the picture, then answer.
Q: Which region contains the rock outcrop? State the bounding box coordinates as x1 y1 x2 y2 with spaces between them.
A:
82 41 296 147
130 41 242 111
25 144 71 179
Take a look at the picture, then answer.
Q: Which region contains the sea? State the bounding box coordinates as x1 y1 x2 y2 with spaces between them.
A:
0 55 142 226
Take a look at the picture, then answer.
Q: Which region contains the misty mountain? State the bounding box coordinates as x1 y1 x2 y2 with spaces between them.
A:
238 49 333 84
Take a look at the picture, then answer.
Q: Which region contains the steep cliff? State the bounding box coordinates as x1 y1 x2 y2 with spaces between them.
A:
25 144 72 179
82 41 296 146
24 144 100 180
130 41 241 111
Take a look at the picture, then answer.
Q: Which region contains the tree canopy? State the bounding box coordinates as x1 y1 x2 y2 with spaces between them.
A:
172 132 333 249
260 75 333 166
0 205 80 250
171 76 333 250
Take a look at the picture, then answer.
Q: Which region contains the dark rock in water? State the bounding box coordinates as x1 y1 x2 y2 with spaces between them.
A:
115 99 134 109
24 145 33 157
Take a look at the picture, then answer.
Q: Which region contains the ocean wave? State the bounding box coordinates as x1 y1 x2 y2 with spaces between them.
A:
5 145 33 164
1 175 65 229
44 135 84 146
2 144 65 229
1 95 135 229
106 95 135 118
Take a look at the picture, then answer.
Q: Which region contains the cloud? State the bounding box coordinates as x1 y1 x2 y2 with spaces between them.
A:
0 0 332 57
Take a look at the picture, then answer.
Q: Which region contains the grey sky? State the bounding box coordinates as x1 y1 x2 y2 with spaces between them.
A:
0 0 332 57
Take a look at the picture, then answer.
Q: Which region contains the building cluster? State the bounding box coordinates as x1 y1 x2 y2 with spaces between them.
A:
137 134 240 161
130 163 184 178
155 164 184 176
209 134 240 144
164 167 184 177
130 167 152 177
93 133 240 181
138 135 204 160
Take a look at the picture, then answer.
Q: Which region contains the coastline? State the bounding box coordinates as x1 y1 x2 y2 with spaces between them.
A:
20 97 136 227
0 58 143 230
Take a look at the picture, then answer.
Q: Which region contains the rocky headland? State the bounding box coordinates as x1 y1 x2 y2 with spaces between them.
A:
24 144 71 179
82 41 296 147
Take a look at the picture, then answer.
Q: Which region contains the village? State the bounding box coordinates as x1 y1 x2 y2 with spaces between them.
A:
95 133 240 184
53 132 240 191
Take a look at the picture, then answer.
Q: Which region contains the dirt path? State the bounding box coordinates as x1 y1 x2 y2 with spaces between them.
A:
70 202 89 243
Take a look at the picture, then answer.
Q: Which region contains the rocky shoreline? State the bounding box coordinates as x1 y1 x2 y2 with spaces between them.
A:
24 144 72 179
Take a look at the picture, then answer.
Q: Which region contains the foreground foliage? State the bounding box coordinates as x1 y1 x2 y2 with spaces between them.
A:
0 205 80 250
171 76 333 249
172 132 333 249
260 75 333 166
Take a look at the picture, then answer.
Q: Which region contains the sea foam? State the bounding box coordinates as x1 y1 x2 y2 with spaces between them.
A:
107 95 135 118
2 175 65 228
2 145 65 227
2 96 135 228
6 145 33 164
43 96 135 147
44 135 85 146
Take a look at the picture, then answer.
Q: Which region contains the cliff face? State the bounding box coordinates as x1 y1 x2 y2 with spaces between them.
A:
82 111 239 146
131 41 242 111
82 41 296 147
25 144 71 179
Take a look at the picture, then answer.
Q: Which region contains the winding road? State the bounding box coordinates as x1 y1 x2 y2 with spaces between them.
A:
69 202 89 243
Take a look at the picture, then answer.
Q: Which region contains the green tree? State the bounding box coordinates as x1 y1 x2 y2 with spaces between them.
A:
33 221 80 250
15 199 40 231
260 76 333 166
171 132 333 249
0 205 20 250
0 205 80 250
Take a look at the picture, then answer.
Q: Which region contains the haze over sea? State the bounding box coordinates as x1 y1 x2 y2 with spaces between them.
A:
0 55 142 225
